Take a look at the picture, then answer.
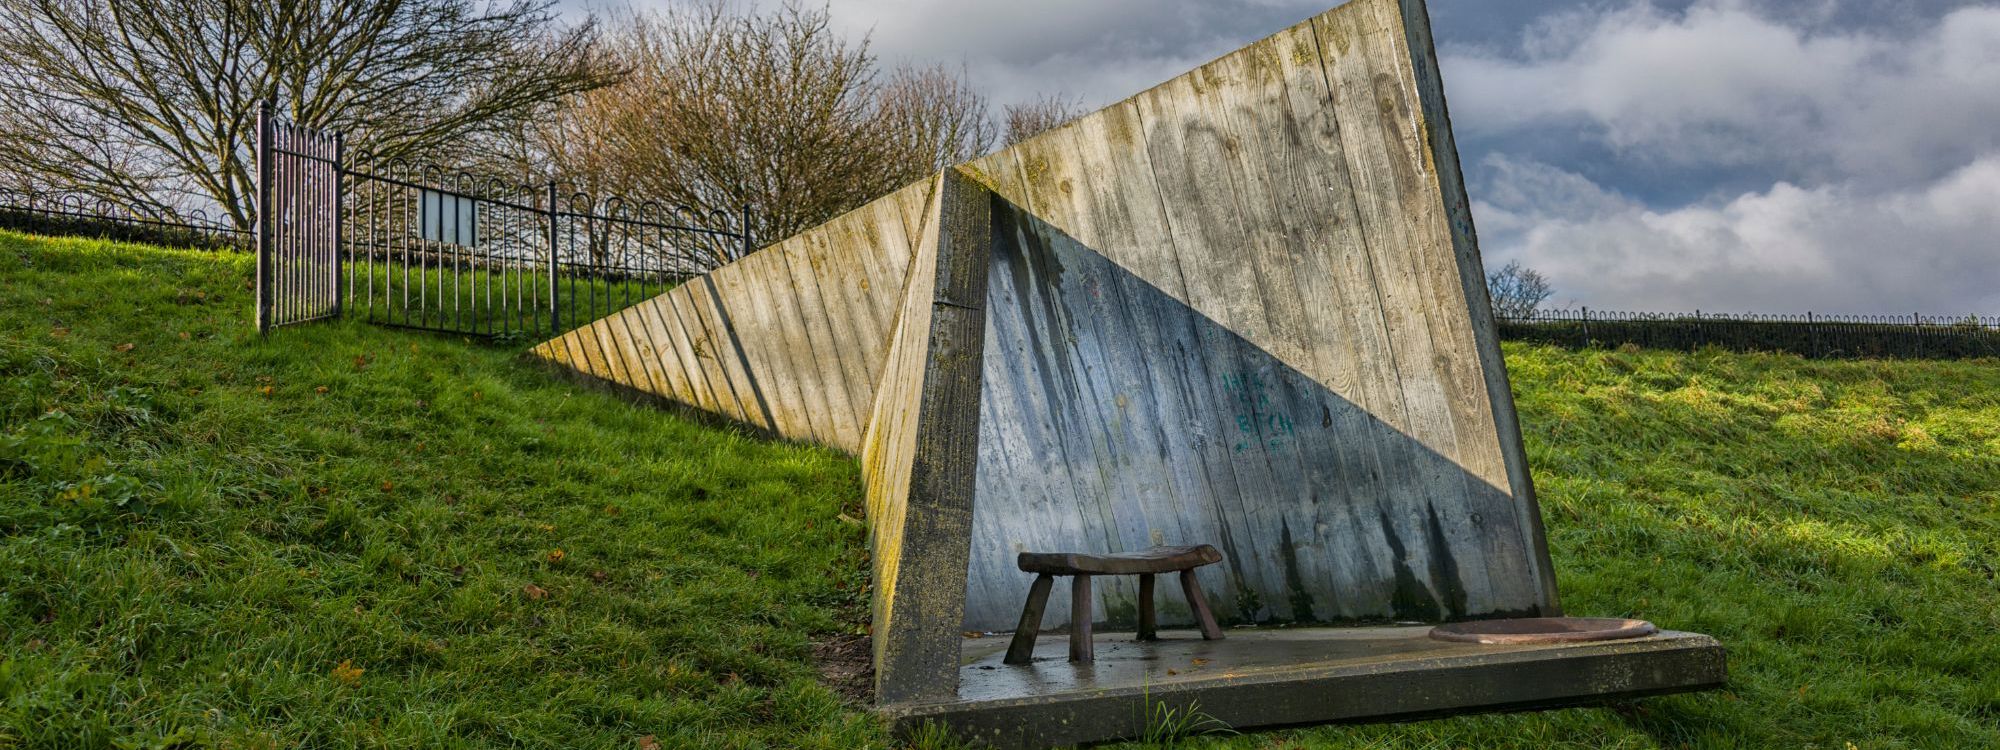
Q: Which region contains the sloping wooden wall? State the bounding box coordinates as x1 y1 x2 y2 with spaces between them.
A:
532 178 938 454
531 0 1561 705
951 0 1556 631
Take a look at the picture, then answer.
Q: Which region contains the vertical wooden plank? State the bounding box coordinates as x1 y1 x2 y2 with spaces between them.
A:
779 233 863 450
873 169 990 705
1390 0 1560 613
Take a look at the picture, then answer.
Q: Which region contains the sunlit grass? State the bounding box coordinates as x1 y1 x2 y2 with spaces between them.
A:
3 231 1997 749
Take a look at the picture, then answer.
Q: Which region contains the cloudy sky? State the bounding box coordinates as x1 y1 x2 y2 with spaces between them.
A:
602 0 2000 314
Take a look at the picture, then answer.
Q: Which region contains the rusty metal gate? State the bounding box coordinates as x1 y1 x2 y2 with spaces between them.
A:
255 103 751 338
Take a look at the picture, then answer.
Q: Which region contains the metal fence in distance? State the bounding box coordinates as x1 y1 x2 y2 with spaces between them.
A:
0 188 247 251
1498 309 2000 360
253 103 752 340
340 156 746 341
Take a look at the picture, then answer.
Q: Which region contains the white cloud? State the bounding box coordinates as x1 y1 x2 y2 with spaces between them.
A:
1476 153 2000 314
726 0 1332 108
1444 2 2000 185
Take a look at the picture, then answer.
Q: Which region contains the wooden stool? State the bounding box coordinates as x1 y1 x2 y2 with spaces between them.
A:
1003 544 1225 665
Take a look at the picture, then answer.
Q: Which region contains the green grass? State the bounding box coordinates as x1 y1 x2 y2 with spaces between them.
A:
4 231 1999 749
0 232 878 749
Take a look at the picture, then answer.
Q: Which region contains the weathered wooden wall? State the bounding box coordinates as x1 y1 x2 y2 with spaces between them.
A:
532 178 938 454
951 0 1555 631
531 0 1561 706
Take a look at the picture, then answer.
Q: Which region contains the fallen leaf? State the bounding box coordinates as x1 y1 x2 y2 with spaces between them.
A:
48 327 68 338
523 583 550 600
472 391 483 400
114 342 135 352
589 570 608 583
331 660 364 685
380 481 393 492
179 331 191 340
352 355 368 371
637 736 660 750
259 386 275 396
315 386 328 394
537 523 556 533
546 549 566 564
1191 658 1210 667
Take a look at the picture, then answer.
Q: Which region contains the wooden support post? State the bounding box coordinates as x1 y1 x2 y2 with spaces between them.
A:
1180 569 1224 641
1137 573 1158 641
1003 574 1054 665
1069 574 1093 663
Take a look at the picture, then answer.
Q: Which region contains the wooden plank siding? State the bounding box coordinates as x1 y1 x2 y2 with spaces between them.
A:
530 179 936 453
949 0 1554 631
529 0 1562 704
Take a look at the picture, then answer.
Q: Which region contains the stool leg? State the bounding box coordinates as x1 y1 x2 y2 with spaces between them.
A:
1004 574 1055 665
1179 569 1224 640
1069 574 1094 663
1137 573 1158 641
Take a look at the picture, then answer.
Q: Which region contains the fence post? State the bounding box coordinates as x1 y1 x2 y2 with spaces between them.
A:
1580 306 1591 348
255 99 274 335
1807 311 1817 358
547 181 561 334
739 204 753 261
332 132 346 318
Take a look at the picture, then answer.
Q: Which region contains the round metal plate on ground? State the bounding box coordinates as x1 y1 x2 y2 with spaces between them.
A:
1428 617 1659 645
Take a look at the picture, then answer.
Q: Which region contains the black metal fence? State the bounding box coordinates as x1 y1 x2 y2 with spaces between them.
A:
1498 309 2000 360
252 104 751 338
257 108 345 331
0 188 247 250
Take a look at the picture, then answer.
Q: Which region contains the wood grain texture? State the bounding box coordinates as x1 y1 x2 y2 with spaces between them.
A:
529 179 935 453
530 0 1565 707
955 0 1553 631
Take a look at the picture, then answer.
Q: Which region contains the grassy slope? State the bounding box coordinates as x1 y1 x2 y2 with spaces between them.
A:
3 232 1997 749
0 233 878 749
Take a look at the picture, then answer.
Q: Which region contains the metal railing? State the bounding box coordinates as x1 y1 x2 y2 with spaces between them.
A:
252 103 752 338
0 188 247 250
1498 308 2000 360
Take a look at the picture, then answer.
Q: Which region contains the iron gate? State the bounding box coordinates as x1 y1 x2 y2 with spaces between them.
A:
256 104 344 332
256 105 751 338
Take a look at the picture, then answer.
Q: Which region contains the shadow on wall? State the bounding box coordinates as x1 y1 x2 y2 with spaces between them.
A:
962 195 1549 632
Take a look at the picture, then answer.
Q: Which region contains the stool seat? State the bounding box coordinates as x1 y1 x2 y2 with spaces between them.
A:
1018 544 1222 575
1004 544 1227 665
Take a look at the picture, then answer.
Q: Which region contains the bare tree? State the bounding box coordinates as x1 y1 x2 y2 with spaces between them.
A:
0 0 621 230
1486 261 1554 319
1002 94 1087 146
538 2 993 253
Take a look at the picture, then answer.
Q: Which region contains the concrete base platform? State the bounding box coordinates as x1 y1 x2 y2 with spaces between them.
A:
880 626 1725 748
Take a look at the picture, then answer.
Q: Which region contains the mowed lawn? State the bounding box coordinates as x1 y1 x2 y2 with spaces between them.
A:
2 232 1997 749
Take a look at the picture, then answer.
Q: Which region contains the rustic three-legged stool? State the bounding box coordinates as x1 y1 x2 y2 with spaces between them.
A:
1003 544 1226 665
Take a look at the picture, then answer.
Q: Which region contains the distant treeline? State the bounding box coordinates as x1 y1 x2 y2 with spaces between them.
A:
1499 309 2000 360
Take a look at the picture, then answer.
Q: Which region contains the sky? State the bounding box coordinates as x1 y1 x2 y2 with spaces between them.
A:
597 0 2000 314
